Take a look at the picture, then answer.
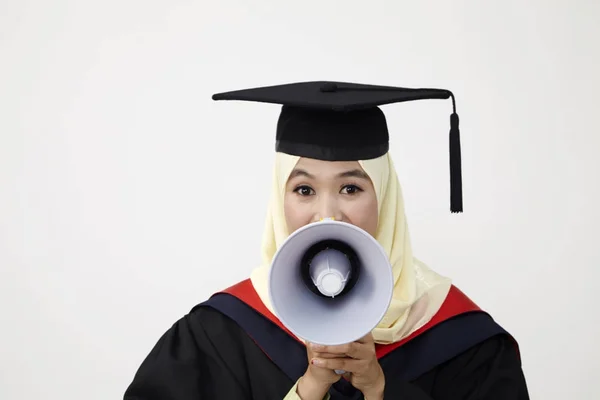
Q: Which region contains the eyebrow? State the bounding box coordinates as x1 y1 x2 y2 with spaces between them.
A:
289 168 370 180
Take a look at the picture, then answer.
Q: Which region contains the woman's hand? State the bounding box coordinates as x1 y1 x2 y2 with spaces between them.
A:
297 342 342 400
308 334 385 400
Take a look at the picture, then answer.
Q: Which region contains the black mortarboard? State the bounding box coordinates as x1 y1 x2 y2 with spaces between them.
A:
212 81 463 213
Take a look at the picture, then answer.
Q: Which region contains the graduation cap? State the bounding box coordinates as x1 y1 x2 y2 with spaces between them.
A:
212 81 463 213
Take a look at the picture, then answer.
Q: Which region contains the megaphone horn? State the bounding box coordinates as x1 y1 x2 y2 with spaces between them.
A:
268 218 394 350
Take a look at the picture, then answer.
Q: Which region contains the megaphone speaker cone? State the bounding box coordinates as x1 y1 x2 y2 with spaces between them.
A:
269 219 393 346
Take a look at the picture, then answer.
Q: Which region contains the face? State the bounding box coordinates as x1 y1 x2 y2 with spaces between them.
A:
284 157 378 237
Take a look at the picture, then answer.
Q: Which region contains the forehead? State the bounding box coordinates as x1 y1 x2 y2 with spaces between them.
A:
287 157 372 184
293 157 362 172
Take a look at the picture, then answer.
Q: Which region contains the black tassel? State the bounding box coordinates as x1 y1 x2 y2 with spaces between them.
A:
449 94 463 213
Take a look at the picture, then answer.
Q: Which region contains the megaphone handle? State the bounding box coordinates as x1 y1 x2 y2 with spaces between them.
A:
335 369 346 375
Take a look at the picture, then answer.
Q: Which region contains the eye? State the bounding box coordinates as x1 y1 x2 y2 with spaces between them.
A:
294 185 315 196
341 184 363 195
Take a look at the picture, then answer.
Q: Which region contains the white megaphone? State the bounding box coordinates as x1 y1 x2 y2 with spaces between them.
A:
268 218 394 349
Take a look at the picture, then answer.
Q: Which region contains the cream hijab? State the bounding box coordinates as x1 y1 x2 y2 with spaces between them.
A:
250 151 452 344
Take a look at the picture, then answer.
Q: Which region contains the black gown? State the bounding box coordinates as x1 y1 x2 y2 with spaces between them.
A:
124 281 529 399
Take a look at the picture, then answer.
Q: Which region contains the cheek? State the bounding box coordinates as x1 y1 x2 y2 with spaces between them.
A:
345 195 378 236
283 195 309 233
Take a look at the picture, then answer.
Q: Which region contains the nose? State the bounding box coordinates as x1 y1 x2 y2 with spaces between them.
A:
314 195 343 222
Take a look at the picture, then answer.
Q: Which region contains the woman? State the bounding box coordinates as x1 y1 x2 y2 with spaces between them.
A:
124 81 529 399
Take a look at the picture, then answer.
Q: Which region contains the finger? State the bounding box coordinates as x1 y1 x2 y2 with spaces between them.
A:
343 342 374 360
356 333 374 344
307 345 345 359
309 342 356 356
311 357 365 373
311 342 373 360
312 352 342 359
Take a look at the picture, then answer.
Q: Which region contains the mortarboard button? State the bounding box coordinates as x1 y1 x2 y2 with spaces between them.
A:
320 82 339 93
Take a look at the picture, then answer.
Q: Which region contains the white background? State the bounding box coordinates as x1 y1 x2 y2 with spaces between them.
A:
1 1 599 399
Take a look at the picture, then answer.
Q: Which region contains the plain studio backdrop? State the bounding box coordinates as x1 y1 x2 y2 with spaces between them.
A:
1 1 599 399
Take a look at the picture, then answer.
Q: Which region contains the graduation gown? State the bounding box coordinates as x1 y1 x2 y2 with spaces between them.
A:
124 280 529 399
